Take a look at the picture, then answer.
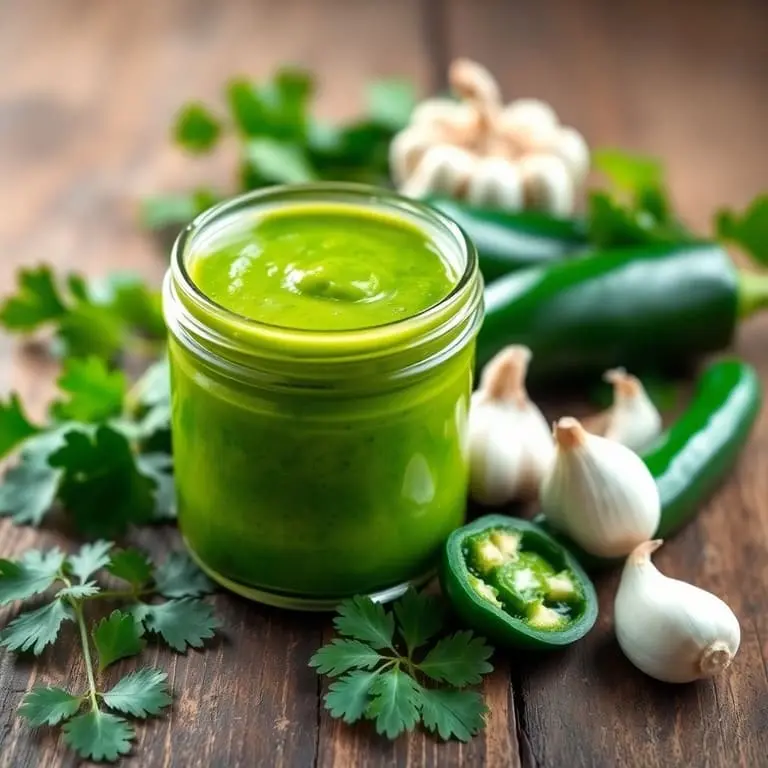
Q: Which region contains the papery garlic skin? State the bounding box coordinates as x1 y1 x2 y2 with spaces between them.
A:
540 417 660 557
603 368 663 453
468 346 554 505
615 540 741 683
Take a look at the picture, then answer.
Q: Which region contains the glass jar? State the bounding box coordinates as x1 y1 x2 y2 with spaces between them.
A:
163 184 484 610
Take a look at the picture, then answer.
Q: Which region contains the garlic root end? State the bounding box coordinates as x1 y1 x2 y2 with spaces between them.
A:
698 641 735 677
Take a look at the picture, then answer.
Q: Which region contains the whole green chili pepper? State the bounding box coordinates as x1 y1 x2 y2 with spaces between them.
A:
429 198 588 281
440 516 598 649
535 359 762 570
477 242 768 383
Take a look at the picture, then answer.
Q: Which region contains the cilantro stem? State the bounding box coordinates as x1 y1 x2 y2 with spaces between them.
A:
72 600 99 712
85 587 153 602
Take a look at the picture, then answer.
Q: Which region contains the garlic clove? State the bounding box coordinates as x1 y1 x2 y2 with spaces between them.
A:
466 157 524 211
449 58 502 111
389 127 439 186
550 126 590 186
498 99 559 153
468 346 554 504
615 540 741 683
409 99 481 145
399 144 477 199
539 417 660 557
602 368 663 453
519 154 575 216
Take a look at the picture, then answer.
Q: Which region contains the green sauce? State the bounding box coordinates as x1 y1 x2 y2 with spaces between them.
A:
169 197 479 606
190 204 458 330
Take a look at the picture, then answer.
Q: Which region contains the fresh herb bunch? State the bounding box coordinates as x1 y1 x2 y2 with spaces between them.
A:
0 356 172 537
0 542 219 761
142 68 416 230
310 590 494 742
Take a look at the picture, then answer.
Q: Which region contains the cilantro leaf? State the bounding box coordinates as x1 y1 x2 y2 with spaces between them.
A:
309 639 382 676
57 582 100 600
153 551 213 598
716 194 768 265
393 589 445 655
107 549 154 588
62 710 134 762
102 668 171 718
417 630 494 687
593 148 662 191
51 358 126 423
140 598 219 652
333 596 395 650
56 301 126 360
0 429 68 526
0 548 65 605
88 273 166 341
136 453 176 521
0 599 74 655
0 266 67 330
365 669 421 739
92 610 145 671
417 687 487 742
244 138 316 185
18 686 83 727
366 79 416 131
140 188 220 230
324 670 380 724
0 395 40 459
174 103 221 153
68 540 113 583
50 425 155 537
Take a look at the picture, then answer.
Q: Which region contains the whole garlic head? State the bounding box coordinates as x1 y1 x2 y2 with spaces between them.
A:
468 345 554 505
390 58 590 215
539 417 660 557
615 540 741 683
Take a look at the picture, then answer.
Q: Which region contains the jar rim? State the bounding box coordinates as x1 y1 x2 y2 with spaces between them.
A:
168 183 480 362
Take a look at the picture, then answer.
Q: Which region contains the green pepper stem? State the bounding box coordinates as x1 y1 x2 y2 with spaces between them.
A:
737 270 768 320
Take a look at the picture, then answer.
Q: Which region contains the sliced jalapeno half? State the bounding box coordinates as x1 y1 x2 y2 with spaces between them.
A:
440 515 599 649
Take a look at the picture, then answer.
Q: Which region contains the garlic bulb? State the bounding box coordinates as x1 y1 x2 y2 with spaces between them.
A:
390 58 590 214
539 417 660 557
615 540 741 683
602 368 663 453
468 345 554 505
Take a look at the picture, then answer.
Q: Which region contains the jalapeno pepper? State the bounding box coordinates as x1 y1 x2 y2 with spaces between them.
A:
440 516 598 649
535 359 762 569
428 198 588 281
477 242 768 383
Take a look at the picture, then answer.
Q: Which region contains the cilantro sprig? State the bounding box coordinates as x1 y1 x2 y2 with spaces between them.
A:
143 67 415 230
310 590 493 742
1 542 219 762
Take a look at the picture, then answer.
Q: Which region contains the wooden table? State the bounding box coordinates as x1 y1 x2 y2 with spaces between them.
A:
1 1 767 765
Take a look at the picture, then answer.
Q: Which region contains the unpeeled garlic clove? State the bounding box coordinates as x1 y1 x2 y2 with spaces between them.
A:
466 157 524 211
468 345 554 505
615 540 741 683
399 144 477 199
389 126 439 186
519 154 575 216
602 368 663 453
550 126 590 185
539 417 660 557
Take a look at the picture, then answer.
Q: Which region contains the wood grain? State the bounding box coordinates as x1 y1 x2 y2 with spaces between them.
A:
1 0 767 766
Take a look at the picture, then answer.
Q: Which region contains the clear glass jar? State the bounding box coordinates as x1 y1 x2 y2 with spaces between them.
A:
163 184 484 610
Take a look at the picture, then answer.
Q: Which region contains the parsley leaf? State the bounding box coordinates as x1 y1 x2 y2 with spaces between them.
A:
102 668 172 718
333 595 395 650
0 266 67 330
93 610 145 671
140 598 219 652
56 582 100 600
107 549 154 588
716 194 768 265
393 588 445 655
309 639 382 676
174 103 222 153
68 540 113 583
0 548 65 605
0 395 40 460
418 630 494 687
418 687 487 742
18 686 83 727
153 551 214 598
62 710 134 762
51 357 126 423
50 425 155 537
593 149 662 191
324 670 380 724
365 668 421 738
0 600 74 655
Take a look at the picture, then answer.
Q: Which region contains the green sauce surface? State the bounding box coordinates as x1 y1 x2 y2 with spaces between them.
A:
190 204 458 331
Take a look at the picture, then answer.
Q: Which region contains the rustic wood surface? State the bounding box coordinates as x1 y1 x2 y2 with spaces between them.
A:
1 1 767 766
